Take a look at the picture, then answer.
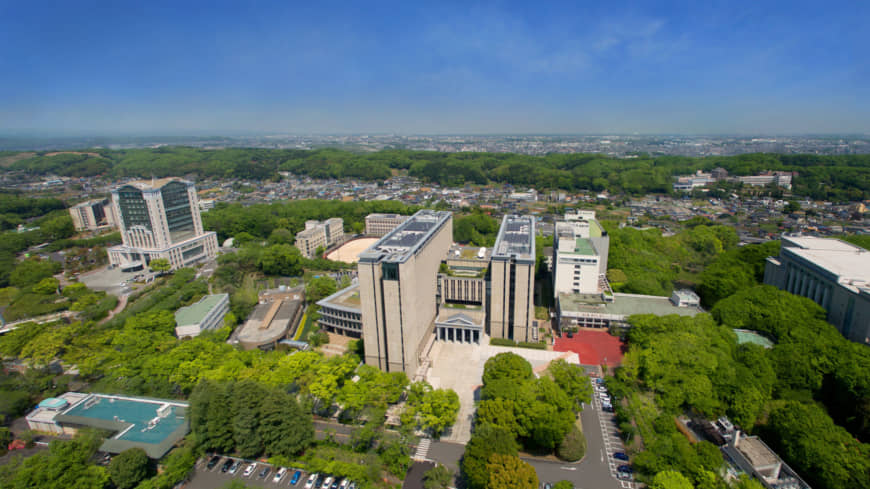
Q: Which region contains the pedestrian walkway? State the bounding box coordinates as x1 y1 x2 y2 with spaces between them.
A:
413 438 431 461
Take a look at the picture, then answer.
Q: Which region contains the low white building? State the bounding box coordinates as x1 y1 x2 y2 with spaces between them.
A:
174 293 230 338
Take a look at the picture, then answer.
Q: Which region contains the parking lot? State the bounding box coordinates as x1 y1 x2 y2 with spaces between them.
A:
188 456 360 489
592 379 635 488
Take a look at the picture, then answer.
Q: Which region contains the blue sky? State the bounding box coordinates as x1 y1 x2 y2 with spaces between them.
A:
1 0 868 134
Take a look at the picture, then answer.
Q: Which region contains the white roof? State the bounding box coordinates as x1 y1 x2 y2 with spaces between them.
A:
784 236 870 285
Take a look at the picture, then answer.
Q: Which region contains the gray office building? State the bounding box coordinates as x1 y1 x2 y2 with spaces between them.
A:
358 210 453 373
489 215 536 342
764 236 870 345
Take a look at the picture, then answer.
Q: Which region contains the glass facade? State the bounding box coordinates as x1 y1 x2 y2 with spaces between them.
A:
117 186 151 231
161 181 195 243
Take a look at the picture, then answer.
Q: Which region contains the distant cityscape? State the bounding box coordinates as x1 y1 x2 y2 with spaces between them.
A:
2 133 870 156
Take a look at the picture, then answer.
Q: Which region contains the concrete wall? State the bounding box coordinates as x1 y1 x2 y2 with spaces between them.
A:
489 259 508 339
441 276 485 304
360 214 452 373
511 261 535 342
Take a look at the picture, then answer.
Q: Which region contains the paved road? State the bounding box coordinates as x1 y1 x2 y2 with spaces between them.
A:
313 419 353 443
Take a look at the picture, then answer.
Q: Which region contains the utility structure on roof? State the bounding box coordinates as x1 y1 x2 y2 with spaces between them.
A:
489 215 536 342
358 210 453 373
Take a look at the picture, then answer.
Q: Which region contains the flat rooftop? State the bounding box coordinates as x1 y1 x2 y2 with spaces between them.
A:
559 293 703 318
436 305 486 327
782 236 870 284
367 213 407 219
120 178 187 191
174 293 227 326
359 210 452 264
493 215 535 262
573 237 596 255
72 199 105 208
447 244 491 261
317 284 362 312
737 435 780 468
237 297 302 347
53 393 188 458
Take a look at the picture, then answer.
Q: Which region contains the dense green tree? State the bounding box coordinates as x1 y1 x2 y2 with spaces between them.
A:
377 433 411 477
423 464 453 489
476 398 521 437
305 275 337 302
486 453 538 489
258 388 314 457
763 401 870 489
9 259 60 288
39 214 75 241
257 244 303 276
556 425 586 462
482 352 534 387
650 470 694 489
453 212 499 246
32 277 59 295
350 423 378 453
548 359 593 408
0 431 109 489
461 424 520 489
108 448 150 489
148 258 171 274
416 388 460 438
232 380 266 458
267 228 294 245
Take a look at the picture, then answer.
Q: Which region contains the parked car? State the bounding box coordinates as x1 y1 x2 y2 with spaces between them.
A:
220 458 233 472
321 476 334 489
613 452 629 461
290 470 303 486
243 463 257 477
339 479 350 489
331 478 341 489
617 465 633 474
274 467 288 483
206 456 221 470
258 466 271 479
228 460 242 474
304 473 318 489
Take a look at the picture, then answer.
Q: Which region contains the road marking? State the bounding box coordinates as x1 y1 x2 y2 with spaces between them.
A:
560 466 577 471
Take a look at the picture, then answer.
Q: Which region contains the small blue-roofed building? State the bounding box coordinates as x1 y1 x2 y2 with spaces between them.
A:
174 293 229 338
26 392 189 458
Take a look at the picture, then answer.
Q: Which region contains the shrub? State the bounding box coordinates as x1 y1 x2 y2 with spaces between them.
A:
556 425 586 462
490 338 516 347
516 341 547 350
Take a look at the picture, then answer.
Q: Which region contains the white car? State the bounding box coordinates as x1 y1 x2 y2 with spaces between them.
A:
339 479 350 489
321 476 334 489
243 463 257 477
273 467 287 483
305 473 318 489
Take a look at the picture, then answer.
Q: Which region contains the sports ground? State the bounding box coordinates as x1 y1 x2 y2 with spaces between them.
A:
325 237 378 263
553 329 626 367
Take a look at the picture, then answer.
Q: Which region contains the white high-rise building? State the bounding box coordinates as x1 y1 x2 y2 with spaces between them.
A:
552 211 609 296
107 178 218 271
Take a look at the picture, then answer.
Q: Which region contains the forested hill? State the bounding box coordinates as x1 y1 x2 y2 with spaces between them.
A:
5 147 870 200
